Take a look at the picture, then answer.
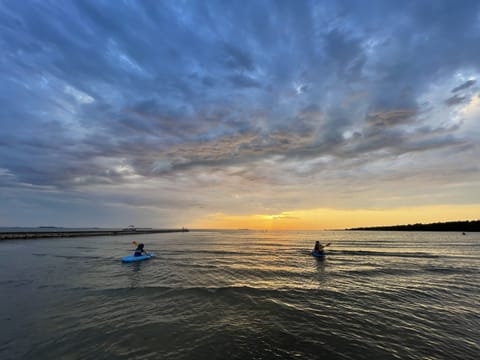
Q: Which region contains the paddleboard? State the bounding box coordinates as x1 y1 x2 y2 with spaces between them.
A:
121 253 154 263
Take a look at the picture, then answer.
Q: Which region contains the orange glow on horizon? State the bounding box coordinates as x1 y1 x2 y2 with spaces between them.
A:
190 204 480 230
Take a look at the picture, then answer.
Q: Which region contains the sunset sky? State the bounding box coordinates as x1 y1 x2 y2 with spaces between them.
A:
1 0 479 229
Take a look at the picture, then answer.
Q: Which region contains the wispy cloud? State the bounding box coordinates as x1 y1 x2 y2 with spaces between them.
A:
451 79 476 93
1 0 479 227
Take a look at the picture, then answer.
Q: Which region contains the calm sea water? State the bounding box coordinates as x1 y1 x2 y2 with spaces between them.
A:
0 230 478 359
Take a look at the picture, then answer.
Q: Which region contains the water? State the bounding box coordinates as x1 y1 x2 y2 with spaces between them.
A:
0 230 478 359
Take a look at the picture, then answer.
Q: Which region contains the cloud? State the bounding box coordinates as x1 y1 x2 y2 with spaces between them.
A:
445 94 467 107
222 43 256 72
365 110 417 127
451 79 476 93
229 74 262 88
1 0 479 226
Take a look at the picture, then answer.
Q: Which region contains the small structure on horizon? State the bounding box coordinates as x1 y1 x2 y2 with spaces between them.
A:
123 225 137 231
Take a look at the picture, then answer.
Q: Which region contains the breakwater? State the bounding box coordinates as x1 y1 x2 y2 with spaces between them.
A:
0 228 189 240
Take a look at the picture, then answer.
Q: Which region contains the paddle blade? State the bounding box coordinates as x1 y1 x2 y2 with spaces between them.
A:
132 240 138 246
325 242 331 247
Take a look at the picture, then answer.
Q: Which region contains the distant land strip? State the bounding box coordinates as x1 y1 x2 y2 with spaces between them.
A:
0 228 189 240
347 220 480 232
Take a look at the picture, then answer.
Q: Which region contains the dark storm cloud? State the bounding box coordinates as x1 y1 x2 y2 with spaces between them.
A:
1 0 479 194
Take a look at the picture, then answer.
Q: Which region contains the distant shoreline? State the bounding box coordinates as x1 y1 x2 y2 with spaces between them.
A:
346 220 479 232
0 228 189 240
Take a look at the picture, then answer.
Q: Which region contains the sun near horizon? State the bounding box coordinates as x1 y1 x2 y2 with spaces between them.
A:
189 204 480 230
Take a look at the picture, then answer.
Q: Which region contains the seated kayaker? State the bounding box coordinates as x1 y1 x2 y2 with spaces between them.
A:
134 243 147 257
313 241 328 254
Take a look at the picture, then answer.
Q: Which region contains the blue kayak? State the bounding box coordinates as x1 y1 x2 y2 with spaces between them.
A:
311 251 325 258
121 253 154 263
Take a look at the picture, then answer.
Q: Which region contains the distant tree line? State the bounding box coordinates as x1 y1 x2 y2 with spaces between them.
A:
347 220 480 232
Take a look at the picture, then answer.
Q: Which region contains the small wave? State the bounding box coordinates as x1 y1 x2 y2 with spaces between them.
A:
36 284 65 290
422 265 480 275
88 284 336 300
160 249 249 256
32 252 102 260
339 267 419 277
170 262 219 270
332 250 439 258
49 254 102 260
0 279 33 287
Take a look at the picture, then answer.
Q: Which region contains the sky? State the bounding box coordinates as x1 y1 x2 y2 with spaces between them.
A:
1 0 479 230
